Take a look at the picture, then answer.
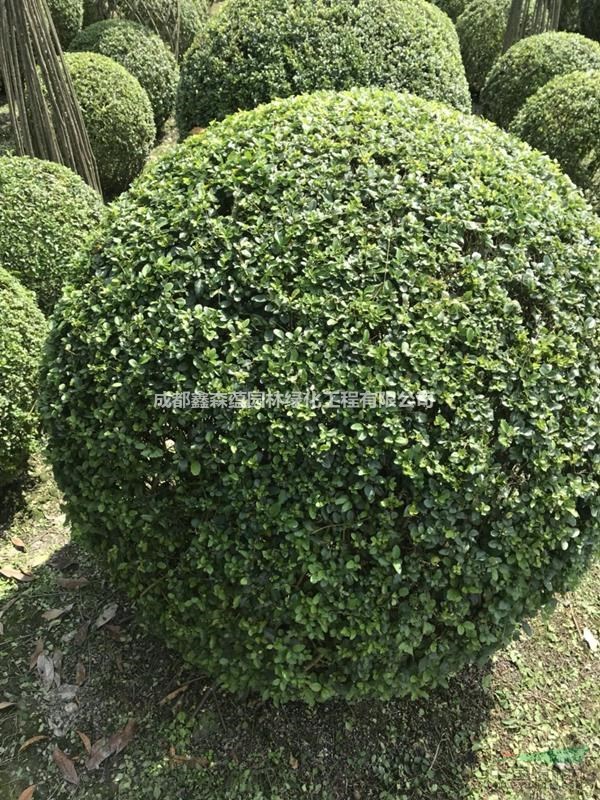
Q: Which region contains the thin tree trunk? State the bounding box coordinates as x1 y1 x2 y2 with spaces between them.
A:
0 0 101 193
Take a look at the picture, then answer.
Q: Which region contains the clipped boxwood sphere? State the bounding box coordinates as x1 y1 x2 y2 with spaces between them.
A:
456 0 535 94
511 70 600 211
116 0 209 59
41 88 600 704
69 19 179 130
64 52 155 197
0 269 46 488
0 155 102 313
176 0 470 132
481 33 600 128
431 0 466 21
47 0 84 47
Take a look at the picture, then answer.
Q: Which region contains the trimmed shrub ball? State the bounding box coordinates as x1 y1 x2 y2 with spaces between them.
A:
69 19 179 130
41 88 600 704
0 268 46 488
581 0 600 41
0 155 102 313
64 52 155 197
47 0 84 47
176 0 470 133
115 0 209 59
456 0 536 94
431 0 466 21
481 33 600 128
511 70 600 211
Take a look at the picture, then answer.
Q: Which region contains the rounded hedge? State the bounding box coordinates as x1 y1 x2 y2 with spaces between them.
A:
41 88 600 704
64 52 155 197
47 0 84 47
481 32 600 128
456 0 536 94
0 268 46 488
431 0 466 21
511 70 600 212
0 155 102 313
176 0 470 133
116 0 209 59
581 0 600 41
69 19 179 130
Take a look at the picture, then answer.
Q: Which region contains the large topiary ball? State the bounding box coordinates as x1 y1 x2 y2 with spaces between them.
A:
581 0 600 41
511 70 600 212
0 155 102 313
456 0 536 94
0 269 46 488
47 0 84 47
64 52 155 197
41 88 600 704
69 19 179 130
481 33 600 128
176 0 470 133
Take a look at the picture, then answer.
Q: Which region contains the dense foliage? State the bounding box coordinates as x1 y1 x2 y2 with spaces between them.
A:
511 70 600 212
176 0 470 132
0 155 102 313
64 52 155 197
47 0 84 47
41 88 600 704
0 268 46 488
580 0 600 41
481 32 600 127
69 19 179 130
456 0 535 94
431 0 466 21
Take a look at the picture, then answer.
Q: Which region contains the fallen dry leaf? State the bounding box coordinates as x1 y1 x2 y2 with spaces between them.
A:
10 536 26 552
73 620 90 646
18 786 36 800
86 718 137 770
0 700 15 711
42 604 74 622
77 730 92 755
289 754 299 769
0 566 33 583
85 737 114 771
75 661 86 686
53 748 79 785
159 684 190 705
29 640 44 670
56 577 89 590
37 653 55 691
18 735 48 753
95 603 118 629
583 627 598 652
108 718 137 755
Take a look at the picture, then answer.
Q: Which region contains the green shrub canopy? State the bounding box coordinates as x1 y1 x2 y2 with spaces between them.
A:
456 0 535 94
0 268 46 488
481 32 600 128
69 19 179 130
511 69 600 212
41 88 600 703
47 0 84 47
64 52 155 197
176 0 470 133
115 0 209 58
0 155 102 313
431 0 466 21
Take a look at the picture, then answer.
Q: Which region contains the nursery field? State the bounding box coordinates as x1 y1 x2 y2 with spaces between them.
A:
1 0 600 798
